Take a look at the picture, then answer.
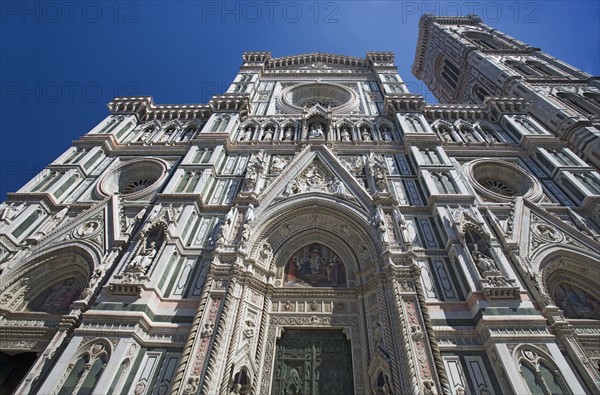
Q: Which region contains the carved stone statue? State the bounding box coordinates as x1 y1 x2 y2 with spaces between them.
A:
340 127 351 142
283 127 293 141
242 126 253 141
368 154 388 193
361 128 372 141
471 245 498 276
309 123 325 138
382 129 392 142
262 127 273 141
285 179 300 196
375 206 389 245
329 178 348 197
245 204 256 224
129 241 157 271
243 167 258 192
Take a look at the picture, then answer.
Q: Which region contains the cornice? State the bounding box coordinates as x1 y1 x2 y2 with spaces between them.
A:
266 52 370 70
108 96 212 122
209 93 251 115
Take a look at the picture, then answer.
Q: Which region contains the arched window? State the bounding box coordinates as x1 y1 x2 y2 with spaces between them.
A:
478 124 500 143
556 91 600 116
465 31 510 50
405 115 425 133
217 116 230 132
210 115 231 132
473 85 490 103
525 61 563 77
442 59 460 89
58 341 110 395
574 173 600 194
583 91 600 107
550 150 576 166
431 172 457 194
506 60 542 77
515 117 544 134
516 346 570 395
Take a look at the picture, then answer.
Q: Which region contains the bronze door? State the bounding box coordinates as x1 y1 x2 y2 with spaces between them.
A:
271 330 354 395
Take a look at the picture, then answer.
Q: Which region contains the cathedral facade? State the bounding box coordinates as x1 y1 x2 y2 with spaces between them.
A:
1 14 599 395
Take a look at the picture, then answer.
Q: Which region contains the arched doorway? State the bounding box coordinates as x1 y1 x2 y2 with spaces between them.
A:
246 197 381 394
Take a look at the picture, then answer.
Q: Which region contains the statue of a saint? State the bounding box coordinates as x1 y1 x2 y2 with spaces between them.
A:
471 246 498 275
262 128 273 141
130 241 157 271
309 123 325 138
362 128 372 141
242 127 253 141
340 128 351 142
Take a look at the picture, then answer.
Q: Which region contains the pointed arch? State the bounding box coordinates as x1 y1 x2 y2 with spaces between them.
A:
0 244 98 314
56 338 112 395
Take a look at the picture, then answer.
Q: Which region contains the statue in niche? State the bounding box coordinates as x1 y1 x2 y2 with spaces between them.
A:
262 127 273 141
243 152 265 192
240 223 250 246
243 166 258 192
381 127 393 142
470 245 498 276
138 127 154 143
284 243 346 287
242 126 254 141
361 127 372 141
374 205 389 245
129 241 157 271
340 127 351 142
309 123 325 138
245 204 256 224
283 127 293 141
180 127 196 141
369 155 388 192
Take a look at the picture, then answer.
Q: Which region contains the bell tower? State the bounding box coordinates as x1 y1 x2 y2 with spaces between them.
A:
413 14 600 167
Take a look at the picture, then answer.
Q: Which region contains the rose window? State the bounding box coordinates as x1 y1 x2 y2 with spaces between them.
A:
96 158 168 199
123 178 155 194
479 179 514 196
279 82 359 114
464 159 543 202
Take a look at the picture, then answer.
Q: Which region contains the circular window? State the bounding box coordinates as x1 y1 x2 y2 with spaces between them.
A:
96 158 168 200
464 159 543 202
279 83 358 114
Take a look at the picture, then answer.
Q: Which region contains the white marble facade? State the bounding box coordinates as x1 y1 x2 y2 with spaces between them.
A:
0 15 599 395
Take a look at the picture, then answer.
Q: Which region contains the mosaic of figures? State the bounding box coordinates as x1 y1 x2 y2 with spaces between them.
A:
553 282 600 320
284 243 346 287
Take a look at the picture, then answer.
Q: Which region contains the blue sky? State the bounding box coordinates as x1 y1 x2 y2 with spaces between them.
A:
1 1 599 200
